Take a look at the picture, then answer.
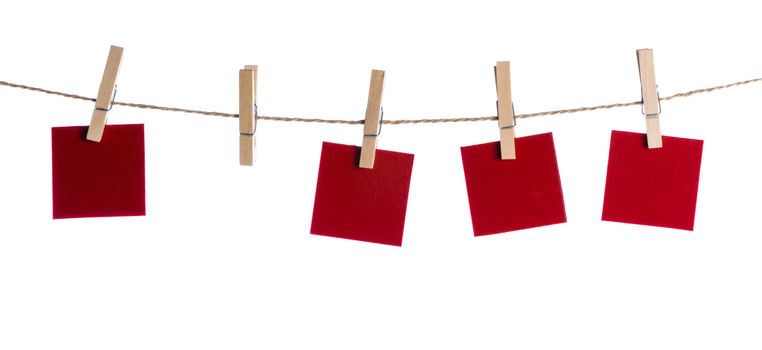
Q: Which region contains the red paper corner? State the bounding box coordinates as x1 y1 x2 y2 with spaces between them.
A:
310 142 414 246
460 133 567 236
602 130 704 231
52 124 146 219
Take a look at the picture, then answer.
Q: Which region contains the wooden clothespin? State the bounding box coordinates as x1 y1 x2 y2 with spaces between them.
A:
239 65 258 166
495 61 516 159
637 48 663 149
86 45 124 142
359 69 385 169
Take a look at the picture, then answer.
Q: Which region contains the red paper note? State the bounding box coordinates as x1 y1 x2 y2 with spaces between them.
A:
602 130 703 230
52 124 146 219
310 142 414 246
460 133 567 236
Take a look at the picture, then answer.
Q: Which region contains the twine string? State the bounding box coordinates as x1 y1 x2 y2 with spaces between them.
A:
2 77 761 125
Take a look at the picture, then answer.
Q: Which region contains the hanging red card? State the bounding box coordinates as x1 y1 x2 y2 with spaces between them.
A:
460 133 567 236
602 130 703 230
310 142 414 246
52 124 146 219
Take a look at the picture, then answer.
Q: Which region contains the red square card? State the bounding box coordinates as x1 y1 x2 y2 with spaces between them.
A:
52 124 146 219
310 142 414 246
602 130 703 230
460 133 567 236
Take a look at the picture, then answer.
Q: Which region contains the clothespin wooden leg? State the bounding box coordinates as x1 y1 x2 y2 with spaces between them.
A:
637 49 663 149
86 45 124 142
499 127 516 159
495 61 516 159
645 116 662 148
239 65 258 166
359 69 385 169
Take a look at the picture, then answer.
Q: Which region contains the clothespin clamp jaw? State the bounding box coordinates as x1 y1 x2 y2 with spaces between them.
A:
239 65 258 166
637 48 663 149
495 61 517 159
86 45 124 142
359 69 385 169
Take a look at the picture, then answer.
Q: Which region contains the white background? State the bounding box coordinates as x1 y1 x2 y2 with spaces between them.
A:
1 1 761 349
